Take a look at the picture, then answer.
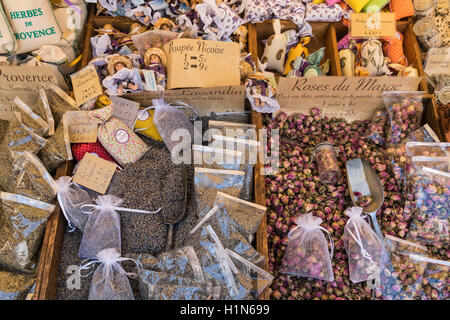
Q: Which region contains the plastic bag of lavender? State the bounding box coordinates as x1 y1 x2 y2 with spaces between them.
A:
280 213 335 282
194 167 245 219
382 91 426 147
81 248 135 300
343 207 390 284
78 195 122 259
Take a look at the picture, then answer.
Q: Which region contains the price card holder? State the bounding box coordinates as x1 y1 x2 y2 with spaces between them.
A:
73 153 117 194
350 12 396 39
65 111 98 143
70 64 103 106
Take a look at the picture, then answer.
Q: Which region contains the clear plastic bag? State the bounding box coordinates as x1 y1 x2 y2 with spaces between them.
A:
82 248 135 300
406 167 449 245
11 151 58 203
192 145 244 171
206 120 257 141
210 135 259 201
43 83 79 128
78 195 122 259
56 176 92 233
194 167 245 219
38 115 73 174
29 86 55 137
343 207 389 283
213 192 266 241
13 97 49 137
417 255 449 300
0 192 55 273
409 156 450 174
190 205 265 264
365 109 388 146
152 98 196 156
146 283 214 300
0 269 35 300
375 235 429 300
280 213 335 282
405 142 450 158
383 91 425 146
129 246 206 284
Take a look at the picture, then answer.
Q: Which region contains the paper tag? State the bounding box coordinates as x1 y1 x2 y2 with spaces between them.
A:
70 65 103 106
263 72 277 90
437 0 449 8
164 39 241 89
424 47 450 79
0 66 58 120
350 12 396 38
73 153 117 194
65 111 98 143
110 96 140 129
142 70 158 91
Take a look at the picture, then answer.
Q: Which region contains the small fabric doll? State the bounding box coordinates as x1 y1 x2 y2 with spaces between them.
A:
261 19 287 74
303 47 328 77
286 56 310 77
102 55 143 96
154 18 178 31
144 48 167 91
245 62 280 113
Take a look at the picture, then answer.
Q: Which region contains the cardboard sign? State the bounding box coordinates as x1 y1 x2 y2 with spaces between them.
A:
164 39 241 89
437 0 449 8
65 111 98 143
70 65 103 106
73 152 117 194
124 85 245 116
0 66 58 120
350 12 396 38
110 96 140 129
276 77 422 121
424 47 450 79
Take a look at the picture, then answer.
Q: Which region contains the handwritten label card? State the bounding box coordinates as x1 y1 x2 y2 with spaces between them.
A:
350 12 396 38
70 65 103 106
164 39 240 89
73 152 117 194
424 47 450 79
0 66 58 120
110 96 140 129
65 111 98 143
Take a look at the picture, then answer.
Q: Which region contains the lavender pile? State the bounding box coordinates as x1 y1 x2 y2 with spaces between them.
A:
262 108 447 300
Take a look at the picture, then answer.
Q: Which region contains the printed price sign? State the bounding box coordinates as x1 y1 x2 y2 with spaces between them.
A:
350 12 396 38
65 111 98 143
164 39 240 89
73 152 117 194
110 96 140 129
424 47 450 79
70 64 103 106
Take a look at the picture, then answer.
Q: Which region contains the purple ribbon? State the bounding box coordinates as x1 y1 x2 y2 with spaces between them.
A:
64 0 82 14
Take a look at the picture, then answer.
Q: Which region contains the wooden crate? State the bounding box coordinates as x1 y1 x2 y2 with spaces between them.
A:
33 11 270 300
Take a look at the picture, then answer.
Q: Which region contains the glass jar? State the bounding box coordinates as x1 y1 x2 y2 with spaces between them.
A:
414 0 437 18
314 142 341 185
413 16 442 50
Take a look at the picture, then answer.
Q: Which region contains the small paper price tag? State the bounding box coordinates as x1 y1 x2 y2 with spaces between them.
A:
350 12 396 38
142 70 158 91
70 65 103 106
65 111 98 143
424 48 450 79
110 96 140 129
73 153 117 194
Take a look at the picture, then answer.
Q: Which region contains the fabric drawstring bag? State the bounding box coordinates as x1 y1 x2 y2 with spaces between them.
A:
55 176 92 233
89 105 149 166
80 248 139 300
280 213 335 281
2 0 65 54
343 207 389 283
261 19 287 74
0 2 17 54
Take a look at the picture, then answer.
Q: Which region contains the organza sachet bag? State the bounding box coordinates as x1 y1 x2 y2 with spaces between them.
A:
56 176 92 232
280 213 334 282
152 98 196 156
0 192 55 273
194 167 245 219
78 195 122 259
81 248 137 300
343 207 389 283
